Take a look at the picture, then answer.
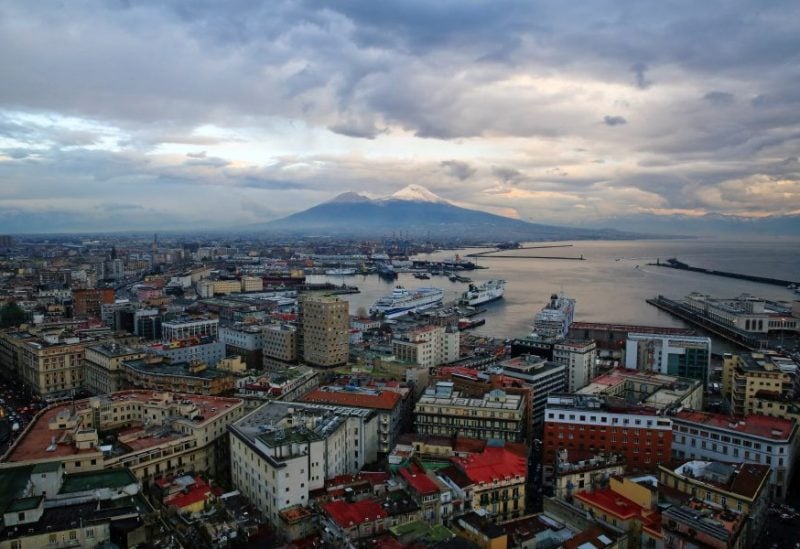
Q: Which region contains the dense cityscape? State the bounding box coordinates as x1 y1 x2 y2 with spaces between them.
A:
0 232 798 548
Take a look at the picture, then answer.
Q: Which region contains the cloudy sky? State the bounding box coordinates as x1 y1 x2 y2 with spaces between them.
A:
1 0 799 232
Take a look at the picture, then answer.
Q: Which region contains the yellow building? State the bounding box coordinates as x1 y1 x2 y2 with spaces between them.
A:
751 391 800 423
0 391 245 483
722 352 797 416
452 445 527 522
84 343 146 394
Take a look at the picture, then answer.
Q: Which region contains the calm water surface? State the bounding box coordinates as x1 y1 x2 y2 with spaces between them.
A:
309 238 800 343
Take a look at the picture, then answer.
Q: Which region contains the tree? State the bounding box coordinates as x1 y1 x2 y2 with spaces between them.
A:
0 301 26 328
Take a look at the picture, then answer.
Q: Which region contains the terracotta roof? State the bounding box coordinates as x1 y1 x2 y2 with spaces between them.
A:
562 526 619 549
574 488 661 536
300 388 401 410
165 477 211 510
675 410 796 440
322 499 387 528
399 465 440 496
452 446 527 484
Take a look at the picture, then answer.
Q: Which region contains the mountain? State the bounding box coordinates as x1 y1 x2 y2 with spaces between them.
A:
571 212 800 237
252 185 639 241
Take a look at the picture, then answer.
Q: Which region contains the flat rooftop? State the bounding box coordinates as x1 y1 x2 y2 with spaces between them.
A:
4 391 242 463
675 410 796 440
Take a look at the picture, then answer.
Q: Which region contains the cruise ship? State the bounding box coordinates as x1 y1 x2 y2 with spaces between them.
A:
460 279 506 306
370 287 445 319
532 292 575 340
325 267 356 276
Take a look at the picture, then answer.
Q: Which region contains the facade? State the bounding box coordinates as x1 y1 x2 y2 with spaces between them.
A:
577 368 704 412
149 339 225 367
220 324 265 370
625 333 712 382
721 351 799 416
553 449 626 501
685 292 798 336
414 381 527 443
300 386 402 454
392 324 460 369
262 323 298 369
228 400 378 528
121 356 236 395
553 340 597 393
1 391 245 482
84 343 146 395
299 295 349 368
544 394 673 473
161 315 219 342
498 355 567 426
0 329 95 397
671 410 798 500
451 444 527 522
71 288 115 318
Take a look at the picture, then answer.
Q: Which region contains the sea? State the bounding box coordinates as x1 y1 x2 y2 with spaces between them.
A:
307 237 800 351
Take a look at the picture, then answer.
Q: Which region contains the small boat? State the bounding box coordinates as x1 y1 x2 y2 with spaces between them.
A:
414 272 431 280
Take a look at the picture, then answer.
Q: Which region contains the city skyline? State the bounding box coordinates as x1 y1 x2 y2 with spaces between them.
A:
1 1 799 233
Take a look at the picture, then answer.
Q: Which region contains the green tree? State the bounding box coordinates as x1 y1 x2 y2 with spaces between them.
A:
0 301 26 328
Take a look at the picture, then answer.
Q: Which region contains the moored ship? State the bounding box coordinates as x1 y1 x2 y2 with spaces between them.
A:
532 292 575 340
370 286 444 319
460 279 506 306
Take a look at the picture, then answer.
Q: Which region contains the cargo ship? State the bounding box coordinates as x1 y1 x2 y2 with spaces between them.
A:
369 286 444 319
460 279 505 306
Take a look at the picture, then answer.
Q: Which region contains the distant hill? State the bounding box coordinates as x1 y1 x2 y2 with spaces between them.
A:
249 184 640 241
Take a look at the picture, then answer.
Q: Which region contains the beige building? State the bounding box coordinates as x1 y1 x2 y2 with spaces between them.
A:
0 329 97 398
722 351 798 416
553 450 625 500
84 343 146 395
0 391 245 483
300 295 348 368
414 381 526 442
553 340 597 393
240 276 263 292
263 323 298 369
392 324 460 369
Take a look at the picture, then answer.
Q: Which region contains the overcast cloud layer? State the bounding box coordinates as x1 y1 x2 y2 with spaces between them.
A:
1 0 799 233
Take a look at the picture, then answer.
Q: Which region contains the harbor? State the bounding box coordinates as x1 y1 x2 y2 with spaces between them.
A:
650 258 800 288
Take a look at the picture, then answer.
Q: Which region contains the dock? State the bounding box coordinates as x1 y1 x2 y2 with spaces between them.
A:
645 295 763 350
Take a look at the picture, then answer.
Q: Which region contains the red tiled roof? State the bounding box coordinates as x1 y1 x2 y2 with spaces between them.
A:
323 499 388 528
575 488 662 536
165 478 211 510
675 410 796 440
301 388 401 410
399 465 440 496
453 446 527 484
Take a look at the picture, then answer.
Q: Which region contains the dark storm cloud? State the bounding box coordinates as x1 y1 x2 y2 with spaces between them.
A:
703 91 734 105
441 160 476 181
603 116 627 126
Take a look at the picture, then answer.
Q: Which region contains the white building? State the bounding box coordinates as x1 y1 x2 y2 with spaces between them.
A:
625 333 711 383
553 340 597 392
392 325 460 369
671 410 798 500
498 355 567 426
229 401 378 527
162 316 219 342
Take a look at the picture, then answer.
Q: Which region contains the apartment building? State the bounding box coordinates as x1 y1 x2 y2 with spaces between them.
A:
553 340 597 392
543 394 673 473
721 351 799 416
671 410 798 500
299 295 348 368
121 356 236 395
577 368 704 412
220 324 265 370
1 391 245 482
71 288 115 318
228 400 378 529
414 381 527 443
262 323 298 370
392 324 460 369
84 343 147 394
625 333 712 383
553 449 625 500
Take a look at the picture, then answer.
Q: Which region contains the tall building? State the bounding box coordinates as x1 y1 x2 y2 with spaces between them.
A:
497 355 567 427
262 324 298 370
625 333 711 383
299 295 349 368
553 340 597 392
220 324 265 370
671 410 798 500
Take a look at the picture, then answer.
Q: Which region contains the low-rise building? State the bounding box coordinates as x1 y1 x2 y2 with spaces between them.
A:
392 324 460 369
1 391 245 482
84 343 146 395
121 356 236 395
553 449 626 501
671 410 798 500
577 368 703 412
625 332 712 383
414 381 527 443
721 351 799 416
662 500 747 549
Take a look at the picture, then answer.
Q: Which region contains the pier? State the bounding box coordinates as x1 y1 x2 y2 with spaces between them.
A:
467 244 579 258
646 295 763 350
651 258 800 287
